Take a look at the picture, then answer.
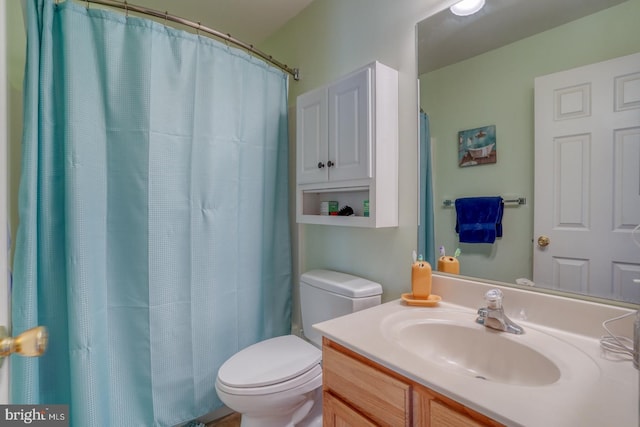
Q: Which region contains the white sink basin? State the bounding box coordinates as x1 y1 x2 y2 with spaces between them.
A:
381 309 598 387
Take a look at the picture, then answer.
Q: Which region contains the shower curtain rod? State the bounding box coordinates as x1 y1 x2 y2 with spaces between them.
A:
75 0 301 80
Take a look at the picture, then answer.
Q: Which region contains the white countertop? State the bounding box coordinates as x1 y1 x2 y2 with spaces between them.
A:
313 274 639 427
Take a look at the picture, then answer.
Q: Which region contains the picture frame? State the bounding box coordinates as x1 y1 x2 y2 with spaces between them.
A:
458 125 497 167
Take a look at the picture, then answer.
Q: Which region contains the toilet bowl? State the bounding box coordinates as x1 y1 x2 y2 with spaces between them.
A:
215 270 382 427
216 335 322 427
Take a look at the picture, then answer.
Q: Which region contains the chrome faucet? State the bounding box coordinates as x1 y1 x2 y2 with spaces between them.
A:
476 289 524 334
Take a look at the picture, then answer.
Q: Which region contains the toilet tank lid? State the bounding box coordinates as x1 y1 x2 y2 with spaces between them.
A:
301 269 382 298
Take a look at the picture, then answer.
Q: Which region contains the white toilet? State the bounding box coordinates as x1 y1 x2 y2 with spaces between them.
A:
215 269 382 427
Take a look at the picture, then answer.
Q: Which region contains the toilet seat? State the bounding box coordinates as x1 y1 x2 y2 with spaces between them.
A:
216 363 322 396
216 335 322 396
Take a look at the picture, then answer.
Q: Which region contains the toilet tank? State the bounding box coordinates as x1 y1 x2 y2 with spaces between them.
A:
300 269 382 347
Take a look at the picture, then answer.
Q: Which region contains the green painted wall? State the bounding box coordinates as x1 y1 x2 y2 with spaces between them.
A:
261 0 451 332
420 0 640 284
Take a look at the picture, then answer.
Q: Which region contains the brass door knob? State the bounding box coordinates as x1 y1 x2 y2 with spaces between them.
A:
0 326 48 359
537 235 550 247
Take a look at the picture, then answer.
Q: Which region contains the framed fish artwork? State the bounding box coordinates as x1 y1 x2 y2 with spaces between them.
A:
457 125 497 167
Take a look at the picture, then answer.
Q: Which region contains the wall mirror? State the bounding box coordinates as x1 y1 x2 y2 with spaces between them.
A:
417 0 640 305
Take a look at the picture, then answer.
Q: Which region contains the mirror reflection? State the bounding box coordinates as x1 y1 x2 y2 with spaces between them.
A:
418 0 640 304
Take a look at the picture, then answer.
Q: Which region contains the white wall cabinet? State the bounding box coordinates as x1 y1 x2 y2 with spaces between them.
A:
297 67 370 185
296 61 398 228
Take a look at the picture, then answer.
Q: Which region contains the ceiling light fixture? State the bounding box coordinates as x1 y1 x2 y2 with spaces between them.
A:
450 0 486 16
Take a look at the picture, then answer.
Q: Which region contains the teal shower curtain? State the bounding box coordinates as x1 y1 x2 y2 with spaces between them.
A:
12 1 292 425
418 111 435 265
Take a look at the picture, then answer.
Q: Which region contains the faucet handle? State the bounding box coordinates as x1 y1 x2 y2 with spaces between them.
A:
484 289 503 309
475 307 488 326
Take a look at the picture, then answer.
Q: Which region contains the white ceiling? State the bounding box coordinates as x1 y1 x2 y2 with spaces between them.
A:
124 0 315 43
417 0 628 74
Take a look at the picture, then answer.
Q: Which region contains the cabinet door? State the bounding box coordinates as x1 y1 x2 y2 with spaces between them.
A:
414 384 503 427
297 87 328 185
328 67 372 182
323 344 411 425
323 392 378 427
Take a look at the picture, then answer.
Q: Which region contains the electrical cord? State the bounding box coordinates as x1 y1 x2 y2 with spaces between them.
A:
599 311 636 359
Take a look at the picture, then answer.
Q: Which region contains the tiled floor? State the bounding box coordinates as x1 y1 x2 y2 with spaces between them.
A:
207 412 241 427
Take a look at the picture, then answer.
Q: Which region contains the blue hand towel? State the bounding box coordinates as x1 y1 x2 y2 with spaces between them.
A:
455 197 504 243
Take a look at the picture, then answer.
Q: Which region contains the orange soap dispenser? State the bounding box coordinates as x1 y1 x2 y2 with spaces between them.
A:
411 253 432 299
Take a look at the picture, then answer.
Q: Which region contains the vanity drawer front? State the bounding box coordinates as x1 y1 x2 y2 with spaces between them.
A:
323 344 411 426
323 391 378 426
431 400 484 427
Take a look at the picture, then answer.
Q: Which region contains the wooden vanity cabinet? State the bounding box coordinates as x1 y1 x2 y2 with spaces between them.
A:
322 338 504 427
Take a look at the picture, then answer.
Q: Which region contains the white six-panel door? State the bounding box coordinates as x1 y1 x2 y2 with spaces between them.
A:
534 52 640 303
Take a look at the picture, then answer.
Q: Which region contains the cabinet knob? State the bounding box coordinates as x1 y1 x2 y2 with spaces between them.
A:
327 160 334 168
317 162 325 169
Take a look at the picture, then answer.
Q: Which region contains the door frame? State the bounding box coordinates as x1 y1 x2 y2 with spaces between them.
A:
0 0 11 404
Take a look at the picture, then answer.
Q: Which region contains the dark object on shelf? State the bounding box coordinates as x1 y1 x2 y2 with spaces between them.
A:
338 206 354 216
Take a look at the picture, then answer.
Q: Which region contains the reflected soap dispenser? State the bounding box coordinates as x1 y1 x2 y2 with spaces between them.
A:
411 253 432 299
437 247 460 275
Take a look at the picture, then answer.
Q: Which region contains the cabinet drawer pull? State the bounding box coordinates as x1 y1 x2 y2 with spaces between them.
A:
317 162 325 169
327 160 335 168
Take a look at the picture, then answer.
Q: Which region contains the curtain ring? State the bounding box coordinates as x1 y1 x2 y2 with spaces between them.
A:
197 22 201 35
85 0 89 9
164 11 169 27
124 0 129 18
